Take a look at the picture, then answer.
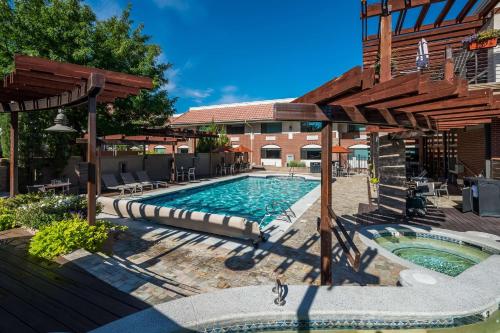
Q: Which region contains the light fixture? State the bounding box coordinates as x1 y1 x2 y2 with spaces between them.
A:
45 109 77 133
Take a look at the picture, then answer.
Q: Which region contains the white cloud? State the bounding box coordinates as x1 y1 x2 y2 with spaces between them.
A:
183 88 214 103
221 85 238 93
215 86 258 104
153 0 191 11
163 67 180 92
88 0 122 20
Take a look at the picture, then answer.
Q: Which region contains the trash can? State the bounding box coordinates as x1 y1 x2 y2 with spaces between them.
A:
310 162 321 173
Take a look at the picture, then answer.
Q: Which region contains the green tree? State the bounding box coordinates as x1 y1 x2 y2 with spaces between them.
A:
0 0 175 185
196 121 230 153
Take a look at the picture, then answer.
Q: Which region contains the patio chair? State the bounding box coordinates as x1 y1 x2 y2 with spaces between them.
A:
436 182 449 198
101 174 136 197
120 172 152 193
420 182 438 207
187 167 196 181
176 167 185 182
136 171 168 189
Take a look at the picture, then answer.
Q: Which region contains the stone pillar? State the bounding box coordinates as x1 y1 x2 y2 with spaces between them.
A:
377 133 406 215
491 119 500 179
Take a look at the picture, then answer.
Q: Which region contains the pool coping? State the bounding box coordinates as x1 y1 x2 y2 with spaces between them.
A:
358 224 500 278
102 173 320 250
90 255 500 333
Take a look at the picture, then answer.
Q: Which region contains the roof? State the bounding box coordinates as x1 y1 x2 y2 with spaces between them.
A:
171 98 295 126
0 55 153 112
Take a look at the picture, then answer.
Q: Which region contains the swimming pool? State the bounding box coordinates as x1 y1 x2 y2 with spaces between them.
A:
137 176 320 227
374 233 495 276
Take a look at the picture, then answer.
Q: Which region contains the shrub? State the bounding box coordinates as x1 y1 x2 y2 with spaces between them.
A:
0 193 44 231
15 194 101 230
287 160 306 168
28 217 125 259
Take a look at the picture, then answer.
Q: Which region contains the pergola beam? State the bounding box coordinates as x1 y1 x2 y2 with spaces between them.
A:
415 4 431 31
457 0 479 22
435 0 455 26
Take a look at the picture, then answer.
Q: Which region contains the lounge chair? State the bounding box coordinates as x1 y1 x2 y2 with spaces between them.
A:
136 171 168 189
101 174 136 197
121 172 153 193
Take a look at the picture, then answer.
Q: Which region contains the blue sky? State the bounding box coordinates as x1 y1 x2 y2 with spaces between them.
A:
85 1 364 113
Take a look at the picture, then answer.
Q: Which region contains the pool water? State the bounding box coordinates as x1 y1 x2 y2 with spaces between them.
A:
375 235 491 277
138 176 319 227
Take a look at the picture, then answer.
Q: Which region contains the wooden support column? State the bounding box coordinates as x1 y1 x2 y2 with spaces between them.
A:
87 73 104 226
444 46 454 82
320 121 333 285
9 111 18 197
379 12 392 83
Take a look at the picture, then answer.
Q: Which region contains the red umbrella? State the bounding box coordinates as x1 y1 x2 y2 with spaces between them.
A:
231 145 252 153
332 145 351 154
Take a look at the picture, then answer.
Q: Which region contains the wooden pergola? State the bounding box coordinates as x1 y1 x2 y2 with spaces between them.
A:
362 0 500 78
0 55 153 224
274 0 500 285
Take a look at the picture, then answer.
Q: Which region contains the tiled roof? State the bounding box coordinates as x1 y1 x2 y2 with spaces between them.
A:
171 98 294 126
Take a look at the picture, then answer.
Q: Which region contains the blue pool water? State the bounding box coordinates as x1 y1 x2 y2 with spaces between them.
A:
138 176 319 227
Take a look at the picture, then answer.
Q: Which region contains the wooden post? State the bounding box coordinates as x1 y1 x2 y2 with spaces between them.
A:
9 111 18 197
87 94 97 225
444 46 454 81
96 143 102 196
320 121 333 285
86 73 104 226
379 13 392 83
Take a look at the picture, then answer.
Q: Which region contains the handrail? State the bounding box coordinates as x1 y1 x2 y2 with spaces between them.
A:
327 205 361 271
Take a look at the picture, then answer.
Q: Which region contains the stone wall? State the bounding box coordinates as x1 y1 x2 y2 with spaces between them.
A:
377 133 406 215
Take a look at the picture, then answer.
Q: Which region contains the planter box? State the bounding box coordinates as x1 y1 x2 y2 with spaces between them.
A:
468 38 498 50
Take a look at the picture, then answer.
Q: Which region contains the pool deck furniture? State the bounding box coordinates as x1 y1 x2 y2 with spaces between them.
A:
120 172 152 193
136 171 168 189
187 167 196 182
102 174 136 197
44 180 71 194
0 228 149 333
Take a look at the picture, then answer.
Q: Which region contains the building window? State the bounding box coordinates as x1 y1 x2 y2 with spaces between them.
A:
226 124 245 134
261 122 282 134
300 121 323 133
261 147 281 159
301 148 321 160
348 124 366 132
154 145 166 154
177 145 189 154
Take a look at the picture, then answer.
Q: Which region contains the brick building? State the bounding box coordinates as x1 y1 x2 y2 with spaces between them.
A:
170 99 369 168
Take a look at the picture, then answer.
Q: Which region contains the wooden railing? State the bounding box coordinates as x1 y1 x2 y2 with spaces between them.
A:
327 205 361 271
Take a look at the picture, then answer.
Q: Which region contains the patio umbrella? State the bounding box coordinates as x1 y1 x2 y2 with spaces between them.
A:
231 145 252 153
332 145 351 154
416 38 429 70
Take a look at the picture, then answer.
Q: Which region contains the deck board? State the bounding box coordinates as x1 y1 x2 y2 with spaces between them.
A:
0 229 150 333
356 206 500 236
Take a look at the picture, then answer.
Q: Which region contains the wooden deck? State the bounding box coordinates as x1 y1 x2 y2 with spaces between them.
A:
0 229 150 333
355 206 500 236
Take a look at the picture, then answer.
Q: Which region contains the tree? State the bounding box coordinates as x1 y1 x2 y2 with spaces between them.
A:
196 121 230 153
0 0 176 185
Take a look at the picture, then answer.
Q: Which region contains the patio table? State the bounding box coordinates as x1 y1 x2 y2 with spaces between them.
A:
43 181 71 193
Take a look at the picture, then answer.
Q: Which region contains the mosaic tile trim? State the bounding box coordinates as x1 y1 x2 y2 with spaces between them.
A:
371 231 500 255
200 309 496 333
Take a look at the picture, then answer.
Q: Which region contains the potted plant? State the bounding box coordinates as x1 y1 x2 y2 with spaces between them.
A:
463 29 500 50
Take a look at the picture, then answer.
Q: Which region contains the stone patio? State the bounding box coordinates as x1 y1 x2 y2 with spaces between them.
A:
67 174 406 305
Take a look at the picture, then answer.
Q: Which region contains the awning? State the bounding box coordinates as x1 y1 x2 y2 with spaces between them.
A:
302 144 321 149
261 144 281 149
349 144 369 149
178 145 189 149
